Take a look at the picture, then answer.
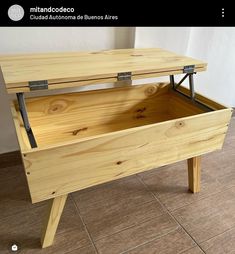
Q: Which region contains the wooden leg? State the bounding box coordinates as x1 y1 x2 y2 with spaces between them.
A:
41 194 68 248
187 156 201 193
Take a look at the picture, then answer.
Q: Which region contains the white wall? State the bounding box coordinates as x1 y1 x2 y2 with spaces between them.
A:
187 28 235 106
135 27 191 54
0 27 135 53
135 27 235 106
0 27 135 154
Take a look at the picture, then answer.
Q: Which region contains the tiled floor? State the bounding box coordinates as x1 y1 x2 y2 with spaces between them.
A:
0 117 235 254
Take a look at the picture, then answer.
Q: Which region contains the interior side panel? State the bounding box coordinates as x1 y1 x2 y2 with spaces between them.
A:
14 83 226 149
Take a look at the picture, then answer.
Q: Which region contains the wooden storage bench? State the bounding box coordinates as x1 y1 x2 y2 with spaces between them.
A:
0 48 232 248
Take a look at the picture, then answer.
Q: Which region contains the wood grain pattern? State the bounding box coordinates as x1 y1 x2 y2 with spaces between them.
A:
10 82 232 203
169 95 204 118
24 83 171 146
15 83 215 148
11 103 31 150
23 108 231 203
188 156 201 193
176 86 226 110
6 69 207 94
41 194 68 248
0 48 207 93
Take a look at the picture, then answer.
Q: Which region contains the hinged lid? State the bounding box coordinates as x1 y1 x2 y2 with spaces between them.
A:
0 48 207 94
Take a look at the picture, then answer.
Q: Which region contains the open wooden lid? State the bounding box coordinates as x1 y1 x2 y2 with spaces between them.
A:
0 48 207 94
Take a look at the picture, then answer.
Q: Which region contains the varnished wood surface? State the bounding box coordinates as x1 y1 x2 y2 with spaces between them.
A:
24 83 171 146
23 108 231 203
10 82 232 203
19 83 205 147
0 48 206 93
11 103 31 150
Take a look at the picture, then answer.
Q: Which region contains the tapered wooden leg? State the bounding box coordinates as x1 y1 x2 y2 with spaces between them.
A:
41 194 68 248
187 156 201 193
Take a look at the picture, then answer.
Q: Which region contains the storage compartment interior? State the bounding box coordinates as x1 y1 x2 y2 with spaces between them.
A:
15 83 214 148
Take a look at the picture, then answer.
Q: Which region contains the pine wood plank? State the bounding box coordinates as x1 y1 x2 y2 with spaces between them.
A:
6 69 207 94
24 83 171 146
15 83 213 148
169 94 204 118
176 86 227 110
10 103 31 150
0 48 207 93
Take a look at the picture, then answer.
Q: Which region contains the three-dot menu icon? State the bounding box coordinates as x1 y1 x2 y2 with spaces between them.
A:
222 8 224 18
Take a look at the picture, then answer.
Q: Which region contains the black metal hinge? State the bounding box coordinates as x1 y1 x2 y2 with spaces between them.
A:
29 80 48 91
117 72 132 81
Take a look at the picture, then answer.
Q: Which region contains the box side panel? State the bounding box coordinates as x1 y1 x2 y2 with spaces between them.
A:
23 108 232 203
10 103 31 151
26 83 171 147
10 103 33 202
176 86 228 110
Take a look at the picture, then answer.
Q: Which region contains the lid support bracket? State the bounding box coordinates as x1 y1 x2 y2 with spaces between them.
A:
16 93 37 148
169 68 212 111
170 75 175 89
170 65 196 100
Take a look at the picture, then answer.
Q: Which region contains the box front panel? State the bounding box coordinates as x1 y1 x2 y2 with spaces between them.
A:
22 109 231 203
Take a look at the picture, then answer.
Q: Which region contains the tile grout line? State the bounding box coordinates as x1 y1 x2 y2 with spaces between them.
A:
169 184 232 213
119 227 181 254
136 174 206 254
68 168 235 254
197 223 235 246
77 197 159 220
72 201 172 244
168 159 235 211
179 246 201 254
71 195 100 254
85 199 165 242
70 176 180 243
168 179 235 212
137 171 235 213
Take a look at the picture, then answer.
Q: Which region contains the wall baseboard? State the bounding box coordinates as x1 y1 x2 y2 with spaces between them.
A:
0 150 22 168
